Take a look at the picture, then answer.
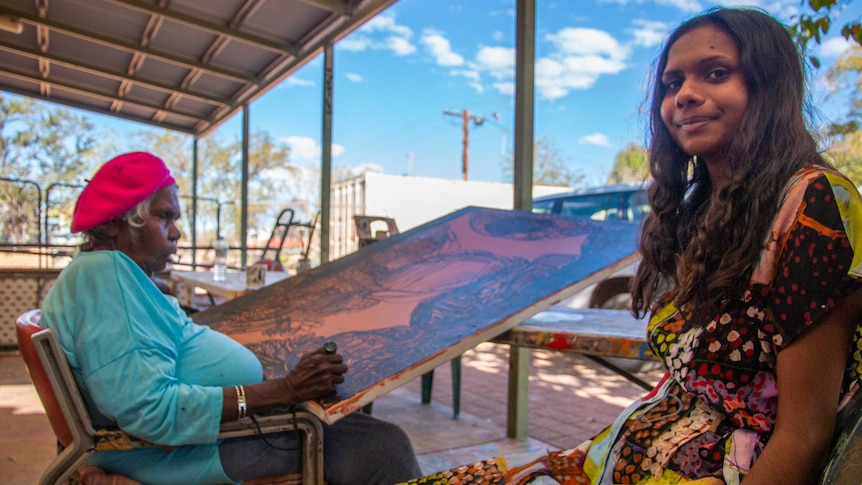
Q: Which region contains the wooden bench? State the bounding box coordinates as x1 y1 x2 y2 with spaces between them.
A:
489 307 653 437
422 307 654 432
492 306 655 388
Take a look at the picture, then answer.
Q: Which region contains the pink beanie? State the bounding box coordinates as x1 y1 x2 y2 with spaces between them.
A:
71 152 176 233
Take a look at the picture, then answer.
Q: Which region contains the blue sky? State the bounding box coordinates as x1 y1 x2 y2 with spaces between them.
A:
96 0 862 187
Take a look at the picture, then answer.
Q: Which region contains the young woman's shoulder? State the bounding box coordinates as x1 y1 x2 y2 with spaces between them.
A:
776 166 861 229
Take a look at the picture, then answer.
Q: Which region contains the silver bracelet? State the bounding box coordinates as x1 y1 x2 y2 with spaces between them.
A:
235 385 247 420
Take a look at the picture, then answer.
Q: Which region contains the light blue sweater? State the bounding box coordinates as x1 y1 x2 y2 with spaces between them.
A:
41 251 263 484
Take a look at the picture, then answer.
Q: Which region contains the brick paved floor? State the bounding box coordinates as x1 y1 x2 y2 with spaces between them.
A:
399 342 663 451
0 342 663 481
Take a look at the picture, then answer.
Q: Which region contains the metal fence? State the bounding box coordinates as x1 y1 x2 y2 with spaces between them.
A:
0 177 229 269
0 177 320 272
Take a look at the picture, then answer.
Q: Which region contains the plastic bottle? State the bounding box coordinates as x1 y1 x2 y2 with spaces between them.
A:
213 238 228 282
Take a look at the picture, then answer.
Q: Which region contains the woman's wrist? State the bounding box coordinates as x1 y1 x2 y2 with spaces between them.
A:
246 379 298 413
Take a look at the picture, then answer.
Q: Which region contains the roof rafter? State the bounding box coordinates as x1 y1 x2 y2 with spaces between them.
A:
0 40 229 107
0 0 401 136
295 0 349 14
0 67 207 122
0 5 256 85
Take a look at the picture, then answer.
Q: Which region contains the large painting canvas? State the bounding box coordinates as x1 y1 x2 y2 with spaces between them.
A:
193 207 640 424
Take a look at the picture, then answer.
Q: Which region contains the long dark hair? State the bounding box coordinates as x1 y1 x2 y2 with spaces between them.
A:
631 7 828 316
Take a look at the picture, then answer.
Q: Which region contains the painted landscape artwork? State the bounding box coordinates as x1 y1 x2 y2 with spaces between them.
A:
193 207 640 423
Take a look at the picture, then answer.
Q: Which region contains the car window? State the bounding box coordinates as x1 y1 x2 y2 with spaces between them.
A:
559 193 615 220
532 188 650 222
532 199 557 214
620 190 650 222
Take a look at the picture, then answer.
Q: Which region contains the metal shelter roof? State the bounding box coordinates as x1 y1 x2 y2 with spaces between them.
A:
0 0 539 270
0 0 397 136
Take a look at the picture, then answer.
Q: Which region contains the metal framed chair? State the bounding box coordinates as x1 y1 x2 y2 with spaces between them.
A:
818 388 862 485
16 309 324 485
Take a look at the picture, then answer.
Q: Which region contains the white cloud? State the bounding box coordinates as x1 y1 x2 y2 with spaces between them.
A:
421 29 464 66
452 69 480 83
492 82 515 96
450 68 484 93
283 77 314 88
345 72 362 83
282 136 345 163
363 12 413 37
338 12 415 56
464 45 515 95
531 28 629 100
629 19 668 48
818 36 854 59
339 36 373 52
474 46 515 80
655 0 703 12
386 36 417 56
599 0 703 13
547 28 629 60
457 26 632 100
579 133 611 147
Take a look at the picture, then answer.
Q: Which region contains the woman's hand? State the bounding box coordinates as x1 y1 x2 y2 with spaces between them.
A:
280 348 348 402
221 347 348 421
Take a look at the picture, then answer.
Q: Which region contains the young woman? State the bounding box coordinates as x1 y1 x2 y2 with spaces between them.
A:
618 6 861 484
401 7 862 485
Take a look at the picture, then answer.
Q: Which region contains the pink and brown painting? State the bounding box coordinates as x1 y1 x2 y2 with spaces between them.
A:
192 206 640 423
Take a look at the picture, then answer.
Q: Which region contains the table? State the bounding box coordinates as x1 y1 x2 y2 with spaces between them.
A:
170 270 291 307
493 307 651 359
491 306 654 438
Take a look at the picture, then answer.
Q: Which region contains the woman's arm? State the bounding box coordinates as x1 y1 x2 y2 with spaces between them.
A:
741 287 862 484
220 347 348 422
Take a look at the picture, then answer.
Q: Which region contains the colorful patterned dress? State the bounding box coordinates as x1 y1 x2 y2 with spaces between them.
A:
399 167 862 485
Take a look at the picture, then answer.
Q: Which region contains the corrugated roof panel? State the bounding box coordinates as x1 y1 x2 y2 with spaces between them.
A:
47 0 149 45
246 1 337 44
0 0 400 135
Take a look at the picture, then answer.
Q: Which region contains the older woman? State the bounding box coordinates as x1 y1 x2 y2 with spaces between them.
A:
41 152 420 485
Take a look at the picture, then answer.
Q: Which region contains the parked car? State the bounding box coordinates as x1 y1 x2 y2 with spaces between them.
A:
532 183 648 310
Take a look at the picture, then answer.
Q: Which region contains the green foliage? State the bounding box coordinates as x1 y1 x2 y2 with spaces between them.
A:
792 0 862 67
607 142 650 184
500 136 586 188
824 130 862 185
125 128 299 247
0 92 302 249
0 94 100 243
821 42 862 185
826 45 862 134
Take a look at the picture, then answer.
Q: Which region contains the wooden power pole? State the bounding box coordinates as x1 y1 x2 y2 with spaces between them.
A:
443 109 498 181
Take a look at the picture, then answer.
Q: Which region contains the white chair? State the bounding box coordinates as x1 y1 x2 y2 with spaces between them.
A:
17 309 323 485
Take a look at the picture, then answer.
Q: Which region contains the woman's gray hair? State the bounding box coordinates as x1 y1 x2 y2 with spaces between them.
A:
120 193 155 245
